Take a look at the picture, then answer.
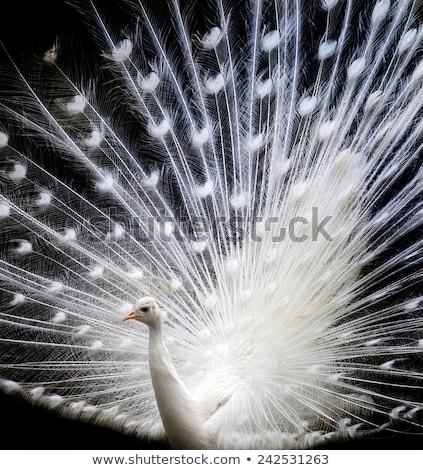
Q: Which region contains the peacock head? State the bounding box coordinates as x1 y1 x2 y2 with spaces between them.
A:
122 296 161 328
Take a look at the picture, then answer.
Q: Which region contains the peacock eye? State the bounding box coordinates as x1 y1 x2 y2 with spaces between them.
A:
140 306 150 313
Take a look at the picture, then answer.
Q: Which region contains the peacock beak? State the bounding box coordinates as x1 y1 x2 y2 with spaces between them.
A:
122 311 135 322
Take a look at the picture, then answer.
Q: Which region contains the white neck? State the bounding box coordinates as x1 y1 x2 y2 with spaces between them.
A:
147 320 211 449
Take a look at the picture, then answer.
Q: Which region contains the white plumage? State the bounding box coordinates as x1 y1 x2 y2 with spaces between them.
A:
0 0 422 449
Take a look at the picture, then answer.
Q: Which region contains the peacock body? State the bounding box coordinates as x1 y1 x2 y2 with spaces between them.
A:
0 0 422 449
